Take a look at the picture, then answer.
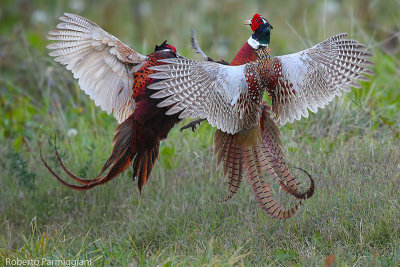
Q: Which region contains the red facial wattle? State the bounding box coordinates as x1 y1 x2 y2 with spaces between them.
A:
165 44 177 53
251 13 263 32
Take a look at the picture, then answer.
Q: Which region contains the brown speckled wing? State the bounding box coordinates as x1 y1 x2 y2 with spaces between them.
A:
147 58 260 134
270 33 374 125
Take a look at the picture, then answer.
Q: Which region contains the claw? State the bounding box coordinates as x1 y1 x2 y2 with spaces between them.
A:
180 118 206 132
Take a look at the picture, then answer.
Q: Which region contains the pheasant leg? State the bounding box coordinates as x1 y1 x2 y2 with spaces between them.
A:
180 118 206 132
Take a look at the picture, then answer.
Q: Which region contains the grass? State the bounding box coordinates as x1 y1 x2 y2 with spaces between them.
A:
1 0 400 266
2 126 400 265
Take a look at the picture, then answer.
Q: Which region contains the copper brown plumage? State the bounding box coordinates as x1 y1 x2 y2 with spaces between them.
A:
42 14 182 192
148 13 373 218
184 24 315 217
42 13 373 220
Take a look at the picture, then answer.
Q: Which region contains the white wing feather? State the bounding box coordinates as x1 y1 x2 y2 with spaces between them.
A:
147 58 259 134
271 33 374 125
47 13 148 123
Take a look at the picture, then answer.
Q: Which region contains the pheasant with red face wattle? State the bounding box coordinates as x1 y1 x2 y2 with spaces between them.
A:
148 13 374 218
187 24 315 218
41 13 182 192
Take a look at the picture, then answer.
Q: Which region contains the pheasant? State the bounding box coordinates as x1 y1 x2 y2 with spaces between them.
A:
188 29 315 217
147 14 374 218
41 13 183 192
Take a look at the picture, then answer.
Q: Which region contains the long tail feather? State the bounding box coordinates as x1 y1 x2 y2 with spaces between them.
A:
52 136 102 185
215 121 313 204
261 105 314 199
244 147 302 219
214 130 244 201
40 150 126 190
133 142 160 193
41 116 140 190
214 105 314 217
278 167 314 199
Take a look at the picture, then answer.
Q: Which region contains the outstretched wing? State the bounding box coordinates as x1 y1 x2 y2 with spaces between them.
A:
147 58 259 134
47 13 148 123
270 33 374 125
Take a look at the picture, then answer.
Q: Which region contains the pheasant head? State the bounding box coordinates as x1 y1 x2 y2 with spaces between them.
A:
245 14 273 48
154 40 177 53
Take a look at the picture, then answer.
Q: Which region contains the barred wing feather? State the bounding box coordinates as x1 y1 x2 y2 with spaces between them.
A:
148 58 259 134
47 13 148 123
272 33 374 125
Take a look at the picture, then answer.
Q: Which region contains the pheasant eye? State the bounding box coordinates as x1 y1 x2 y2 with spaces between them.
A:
251 19 262 31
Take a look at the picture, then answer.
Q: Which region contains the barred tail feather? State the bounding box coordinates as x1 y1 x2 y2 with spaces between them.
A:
260 105 314 199
214 106 314 218
250 172 303 219
244 147 302 219
214 130 244 201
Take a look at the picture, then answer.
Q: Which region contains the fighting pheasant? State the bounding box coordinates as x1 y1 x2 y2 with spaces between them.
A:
41 13 184 192
148 14 374 218
189 29 315 218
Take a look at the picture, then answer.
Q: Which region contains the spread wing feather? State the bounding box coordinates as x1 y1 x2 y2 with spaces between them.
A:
272 33 374 125
147 58 259 134
47 13 148 123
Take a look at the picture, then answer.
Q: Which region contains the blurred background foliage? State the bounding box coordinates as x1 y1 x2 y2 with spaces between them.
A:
0 0 399 144
0 0 399 146
0 0 400 265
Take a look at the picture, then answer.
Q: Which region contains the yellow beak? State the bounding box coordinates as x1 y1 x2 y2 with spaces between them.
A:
244 19 252 25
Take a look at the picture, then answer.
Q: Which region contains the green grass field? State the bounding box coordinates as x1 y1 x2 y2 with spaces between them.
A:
1 0 400 266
